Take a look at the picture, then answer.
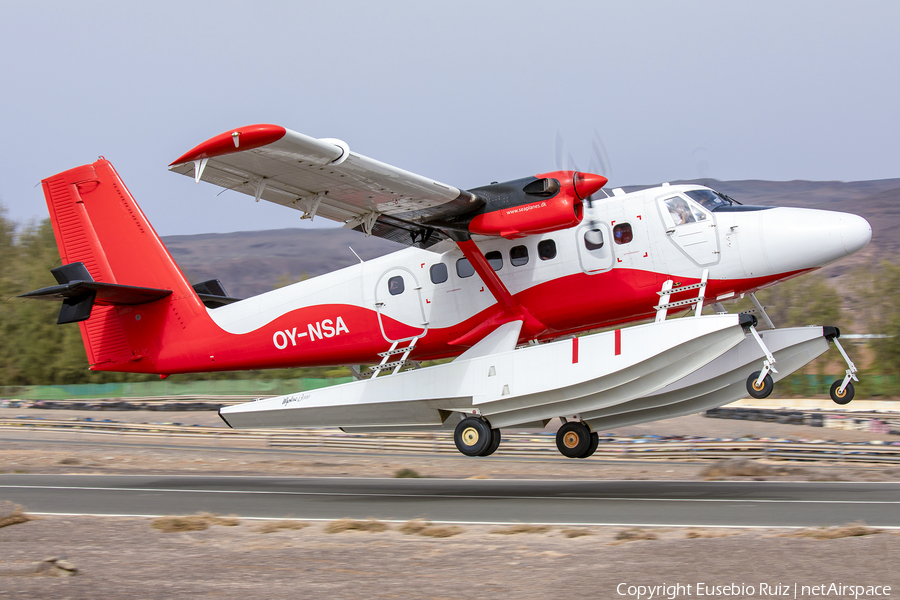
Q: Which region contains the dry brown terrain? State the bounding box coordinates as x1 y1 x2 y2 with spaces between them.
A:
2 513 899 599
2 410 899 599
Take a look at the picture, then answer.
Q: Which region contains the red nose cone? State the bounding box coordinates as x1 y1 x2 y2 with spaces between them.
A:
573 172 608 200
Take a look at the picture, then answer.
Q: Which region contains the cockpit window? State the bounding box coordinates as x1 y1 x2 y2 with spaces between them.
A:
685 189 734 211
664 196 707 225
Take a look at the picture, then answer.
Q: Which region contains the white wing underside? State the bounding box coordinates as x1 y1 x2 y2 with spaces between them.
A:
168 128 476 245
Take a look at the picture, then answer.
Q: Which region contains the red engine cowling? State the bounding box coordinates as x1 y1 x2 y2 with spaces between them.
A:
467 171 607 239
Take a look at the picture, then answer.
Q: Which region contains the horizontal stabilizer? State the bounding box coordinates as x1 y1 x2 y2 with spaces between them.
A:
19 280 172 304
191 279 242 309
19 261 172 324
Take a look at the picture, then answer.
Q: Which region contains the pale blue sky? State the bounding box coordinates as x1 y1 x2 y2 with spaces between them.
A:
1 0 898 235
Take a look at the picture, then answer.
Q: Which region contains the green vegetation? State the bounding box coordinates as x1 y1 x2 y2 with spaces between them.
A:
393 468 423 478
0 206 352 386
867 262 900 375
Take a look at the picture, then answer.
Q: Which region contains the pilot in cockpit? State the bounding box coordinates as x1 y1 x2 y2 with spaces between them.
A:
665 197 695 225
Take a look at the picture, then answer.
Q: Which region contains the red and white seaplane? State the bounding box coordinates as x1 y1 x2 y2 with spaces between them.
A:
23 124 871 458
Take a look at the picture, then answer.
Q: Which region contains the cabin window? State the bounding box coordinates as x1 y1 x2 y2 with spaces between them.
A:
456 257 475 278
430 263 448 284
584 229 604 251
485 250 503 271
388 275 405 295
538 239 557 260
510 245 529 267
613 223 633 245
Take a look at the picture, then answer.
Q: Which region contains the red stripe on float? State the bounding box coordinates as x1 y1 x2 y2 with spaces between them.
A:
572 336 579 364
615 329 622 355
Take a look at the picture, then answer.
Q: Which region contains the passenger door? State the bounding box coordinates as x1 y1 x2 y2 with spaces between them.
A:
575 222 614 274
374 267 428 343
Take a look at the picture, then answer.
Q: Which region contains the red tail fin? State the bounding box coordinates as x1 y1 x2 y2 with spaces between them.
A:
42 159 205 371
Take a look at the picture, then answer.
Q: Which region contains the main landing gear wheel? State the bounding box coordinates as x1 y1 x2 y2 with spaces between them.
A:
579 431 600 459
479 428 502 457
830 380 855 405
454 417 492 456
556 421 591 458
746 371 774 399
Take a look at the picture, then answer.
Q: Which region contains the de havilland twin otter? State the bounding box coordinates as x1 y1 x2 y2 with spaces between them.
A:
23 124 872 458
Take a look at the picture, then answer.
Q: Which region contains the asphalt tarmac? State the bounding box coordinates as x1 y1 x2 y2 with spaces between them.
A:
2 474 898 528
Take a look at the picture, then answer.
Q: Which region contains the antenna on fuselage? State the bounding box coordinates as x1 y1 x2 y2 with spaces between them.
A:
349 246 364 263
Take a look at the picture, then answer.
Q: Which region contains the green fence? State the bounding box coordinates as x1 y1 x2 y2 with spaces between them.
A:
777 374 900 398
0 377 354 401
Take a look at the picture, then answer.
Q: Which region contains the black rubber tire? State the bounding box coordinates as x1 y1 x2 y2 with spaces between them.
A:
479 428 502 456
830 380 855 405
454 417 491 456
556 421 591 458
746 371 774 399
579 431 600 458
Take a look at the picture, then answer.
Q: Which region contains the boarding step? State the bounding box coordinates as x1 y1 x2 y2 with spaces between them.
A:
657 281 706 296
655 268 709 323
654 296 705 311
378 347 414 358
369 360 408 371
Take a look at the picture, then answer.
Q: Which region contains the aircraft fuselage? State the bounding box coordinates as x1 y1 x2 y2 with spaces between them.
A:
187 183 870 373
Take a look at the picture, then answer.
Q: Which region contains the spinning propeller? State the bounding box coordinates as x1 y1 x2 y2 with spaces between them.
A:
554 129 613 229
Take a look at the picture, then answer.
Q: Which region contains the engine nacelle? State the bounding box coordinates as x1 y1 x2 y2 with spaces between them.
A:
466 171 607 239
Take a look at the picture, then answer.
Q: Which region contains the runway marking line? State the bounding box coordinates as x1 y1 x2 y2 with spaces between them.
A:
2 474 899 483
20 512 900 529
2 484 898 504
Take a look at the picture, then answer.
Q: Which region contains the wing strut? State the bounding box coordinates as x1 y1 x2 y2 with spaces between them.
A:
447 233 547 347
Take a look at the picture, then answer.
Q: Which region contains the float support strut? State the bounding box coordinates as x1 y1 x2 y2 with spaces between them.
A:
749 326 778 386
831 337 859 394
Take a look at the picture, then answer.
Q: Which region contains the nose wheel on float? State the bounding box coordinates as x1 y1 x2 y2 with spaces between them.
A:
731 300 861 407
743 326 861 405
830 380 854 405
746 370 775 399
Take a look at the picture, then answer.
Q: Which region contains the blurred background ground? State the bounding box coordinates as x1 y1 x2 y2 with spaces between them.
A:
1 411 898 481
1 514 898 599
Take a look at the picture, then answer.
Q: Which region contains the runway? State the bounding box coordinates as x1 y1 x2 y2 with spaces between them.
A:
2 474 898 527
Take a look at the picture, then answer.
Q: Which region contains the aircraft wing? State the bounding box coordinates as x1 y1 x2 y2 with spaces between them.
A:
169 124 482 248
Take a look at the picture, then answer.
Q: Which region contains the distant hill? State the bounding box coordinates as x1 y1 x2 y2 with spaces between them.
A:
162 228 405 298
163 178 900 298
